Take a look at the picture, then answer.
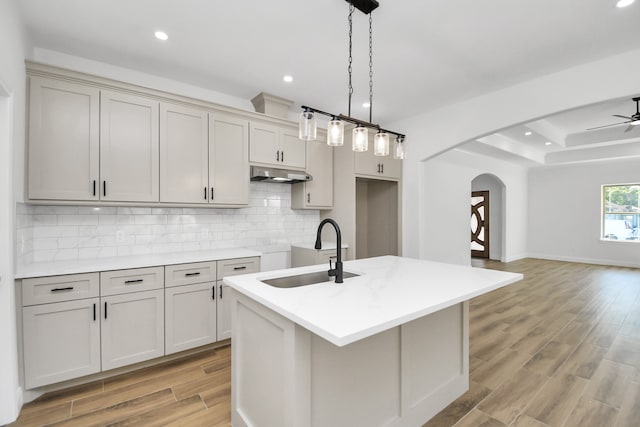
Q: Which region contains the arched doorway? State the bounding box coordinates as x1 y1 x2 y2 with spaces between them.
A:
471 174 505 260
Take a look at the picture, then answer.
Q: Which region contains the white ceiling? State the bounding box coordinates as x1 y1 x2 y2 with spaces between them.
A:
16 0 640 165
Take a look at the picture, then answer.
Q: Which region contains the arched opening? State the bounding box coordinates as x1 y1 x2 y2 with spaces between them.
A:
471 174 506 261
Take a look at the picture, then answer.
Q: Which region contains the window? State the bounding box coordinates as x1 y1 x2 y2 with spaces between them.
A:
602 184 639 241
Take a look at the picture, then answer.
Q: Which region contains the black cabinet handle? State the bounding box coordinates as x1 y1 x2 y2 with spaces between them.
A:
185 272 201 277
103 181 107 197
281 151 284 162
51 287 74 292
276 150 280 162
233 266 247 271
93 180 96 196
219 285 223 299
93 303 96 321
104 302 107 319
212 285 215 300
381 164 384 174
307 193 310 203
211 187 214 200
204 187 207 200
124 279 143 284
377 164 380 173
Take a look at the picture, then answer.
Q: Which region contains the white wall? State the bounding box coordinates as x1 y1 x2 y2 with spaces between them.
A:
389 48 640 260
420 150 528 265
472 174 504 261
528 158 640 268
0 0 29 423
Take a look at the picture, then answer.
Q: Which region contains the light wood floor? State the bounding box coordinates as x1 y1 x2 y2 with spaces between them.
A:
10 258 640 426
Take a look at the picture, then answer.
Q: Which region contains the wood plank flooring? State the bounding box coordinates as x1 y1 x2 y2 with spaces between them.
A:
11 258 640 426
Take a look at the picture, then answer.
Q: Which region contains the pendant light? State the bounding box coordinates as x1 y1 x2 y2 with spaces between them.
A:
298 0 406 159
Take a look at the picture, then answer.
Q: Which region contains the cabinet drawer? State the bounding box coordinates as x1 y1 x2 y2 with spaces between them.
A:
22 273 100 306
100 267 164 296
165 261 217 288
217 257 260 280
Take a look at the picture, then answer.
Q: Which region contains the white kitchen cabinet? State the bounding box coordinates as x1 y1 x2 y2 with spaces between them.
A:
354 144 402 180
160 103 209 203
216 257 261 340
21 273 102 389
209 114 249 205
22 298 101 389
291 135 333 209
100 91 160 202
249 122 305 169
101 289 165 370
27 77 100 201
165 282 217 354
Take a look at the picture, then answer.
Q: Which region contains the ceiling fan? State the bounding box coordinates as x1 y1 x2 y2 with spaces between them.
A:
587 97 640 132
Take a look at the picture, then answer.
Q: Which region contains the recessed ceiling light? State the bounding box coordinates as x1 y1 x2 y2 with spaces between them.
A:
363 102 371 108
545 142 552 146
525 131 532 136
616 0 634 7
283 75 293 83
154 31 168 41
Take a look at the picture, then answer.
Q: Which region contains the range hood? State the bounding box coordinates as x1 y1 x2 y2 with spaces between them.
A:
250 166 312 184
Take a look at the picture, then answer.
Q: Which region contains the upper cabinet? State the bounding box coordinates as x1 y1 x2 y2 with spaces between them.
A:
160 103 209 204
28 77 100 201
354 146 402 180
209 114 249 205
249 122 305 169
100 91 160 202
291 135 333 209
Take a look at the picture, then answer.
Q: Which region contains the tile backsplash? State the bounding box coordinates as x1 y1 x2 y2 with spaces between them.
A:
16 182 319 268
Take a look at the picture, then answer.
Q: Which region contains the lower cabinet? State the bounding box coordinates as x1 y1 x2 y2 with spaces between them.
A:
101 289 165 371
217 281 232 340
165 282 217 355
22 297 101 389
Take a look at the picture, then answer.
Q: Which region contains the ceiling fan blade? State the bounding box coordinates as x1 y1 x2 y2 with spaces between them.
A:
624 124 636 133
613 114 633 120
586 121 630 131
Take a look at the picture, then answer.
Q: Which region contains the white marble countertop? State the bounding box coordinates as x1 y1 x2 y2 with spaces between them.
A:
225 255 522 347
291 242 349 250
15 248 262 278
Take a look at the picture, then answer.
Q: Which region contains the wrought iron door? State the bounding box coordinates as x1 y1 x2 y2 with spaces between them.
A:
471 191 489 258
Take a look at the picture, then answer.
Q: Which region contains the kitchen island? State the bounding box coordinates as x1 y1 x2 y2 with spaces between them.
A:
224 256 522 427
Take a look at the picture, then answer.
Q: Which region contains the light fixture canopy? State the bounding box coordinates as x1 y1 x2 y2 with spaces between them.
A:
297 0 406 159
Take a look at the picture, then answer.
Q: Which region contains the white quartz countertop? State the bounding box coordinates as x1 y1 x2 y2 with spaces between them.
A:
15 248 262 278
225 255 523 347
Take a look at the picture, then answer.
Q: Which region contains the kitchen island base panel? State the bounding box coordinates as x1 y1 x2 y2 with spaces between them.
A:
231 291 469 427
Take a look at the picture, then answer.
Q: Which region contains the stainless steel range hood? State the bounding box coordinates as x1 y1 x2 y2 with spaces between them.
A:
250 166 312 184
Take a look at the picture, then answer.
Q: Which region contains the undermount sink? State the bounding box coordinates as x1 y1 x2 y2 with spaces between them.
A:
262 270 360 288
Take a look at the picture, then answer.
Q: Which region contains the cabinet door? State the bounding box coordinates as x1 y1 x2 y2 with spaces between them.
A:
354 148 402 180
165 282 217 354
304 140 332 207
101 289 164 370
28 77 100 201
209 114 249 205
217 281 232 340
23 298 100 388
280 127 306 169
380 158 402 180
160 103 208 203
100 91 159 202
249 122 279 165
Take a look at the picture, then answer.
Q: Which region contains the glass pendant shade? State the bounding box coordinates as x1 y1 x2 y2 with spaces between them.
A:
327 119 344 146
298 110 317 141
394 136 406 160
352 126 369 152
373 131 389 156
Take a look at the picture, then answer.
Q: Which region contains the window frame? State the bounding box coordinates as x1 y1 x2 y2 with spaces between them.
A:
601 183 640 243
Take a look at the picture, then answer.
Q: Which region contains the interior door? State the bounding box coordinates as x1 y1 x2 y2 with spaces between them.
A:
471 191 490 258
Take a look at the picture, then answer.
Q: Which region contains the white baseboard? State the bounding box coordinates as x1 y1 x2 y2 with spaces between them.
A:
526 253 640 269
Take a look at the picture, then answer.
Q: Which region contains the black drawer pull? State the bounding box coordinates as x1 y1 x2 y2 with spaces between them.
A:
124 279 143 284
103 181 107 197
185 272 201 277
93 303 96 321
51 287 74 292
212 285 215 301
93 180 96 196
104 302 108 319
219 285 223 299
233 266 247 271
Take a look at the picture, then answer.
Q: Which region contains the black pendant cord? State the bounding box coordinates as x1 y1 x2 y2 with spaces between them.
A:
368 12 373 124
348 4 354 117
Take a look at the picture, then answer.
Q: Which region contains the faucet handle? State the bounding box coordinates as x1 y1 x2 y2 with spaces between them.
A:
329 255 337 269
